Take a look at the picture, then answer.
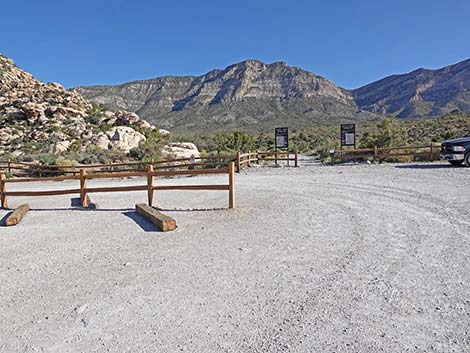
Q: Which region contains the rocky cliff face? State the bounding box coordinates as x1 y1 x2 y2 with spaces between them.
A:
75 60 369 132
76 58 470 131
0 53 156 157
351 59 470 118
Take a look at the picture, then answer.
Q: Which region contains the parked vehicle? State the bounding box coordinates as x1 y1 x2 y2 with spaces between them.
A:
440 137 470 166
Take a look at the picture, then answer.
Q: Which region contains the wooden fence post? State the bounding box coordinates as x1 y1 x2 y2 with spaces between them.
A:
38 162 42 178
256 150 259 165
147 164 154 207
7 159 11 173
295 150 298 167
0 173 7 209
374 146 378 161
228 162 235 209
429 143 434 161
236 152 241 173
80 169 88 207
247 151 251 167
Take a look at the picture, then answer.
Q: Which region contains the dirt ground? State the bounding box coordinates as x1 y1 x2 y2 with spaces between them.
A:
0 161 469 352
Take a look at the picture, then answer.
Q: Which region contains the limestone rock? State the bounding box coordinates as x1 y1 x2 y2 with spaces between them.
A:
0 53 161 158
163 142 200 159
158 129 171 136
0 128 12 144
95 133 111 150
54 140 71 153
93 126 147 153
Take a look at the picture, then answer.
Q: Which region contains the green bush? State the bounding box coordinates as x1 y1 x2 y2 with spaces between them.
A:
129 130 167 162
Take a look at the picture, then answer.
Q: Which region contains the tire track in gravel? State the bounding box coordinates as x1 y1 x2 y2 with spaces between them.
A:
309 181 470 229
242 179 470 352
236 186 373 352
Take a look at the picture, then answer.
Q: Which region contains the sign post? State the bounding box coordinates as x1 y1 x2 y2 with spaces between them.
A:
341 124 356 149
275 127 289 166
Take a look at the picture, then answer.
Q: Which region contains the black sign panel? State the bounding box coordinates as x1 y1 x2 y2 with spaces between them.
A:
275 127 289 149
341 124 356 147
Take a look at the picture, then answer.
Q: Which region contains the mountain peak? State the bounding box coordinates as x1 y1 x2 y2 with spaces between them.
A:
74 57 470 132
353 58 470 117
74 58 358 132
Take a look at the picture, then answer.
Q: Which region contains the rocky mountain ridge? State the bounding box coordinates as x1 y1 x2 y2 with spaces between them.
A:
75 60 371 132
76 58 470 132
351 58 470 118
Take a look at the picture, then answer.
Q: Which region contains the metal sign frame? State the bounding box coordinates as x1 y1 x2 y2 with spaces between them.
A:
275 127 289 149
341 124 356 149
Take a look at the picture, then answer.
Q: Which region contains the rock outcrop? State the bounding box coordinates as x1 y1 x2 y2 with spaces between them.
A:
94 126 146 153
0 53 156 157
162 142 200 159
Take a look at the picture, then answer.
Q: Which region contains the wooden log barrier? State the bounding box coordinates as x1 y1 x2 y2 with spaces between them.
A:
135 203 177 232
5 203 30 226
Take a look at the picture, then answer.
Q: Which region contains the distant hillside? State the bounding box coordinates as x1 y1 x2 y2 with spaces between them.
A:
75 58 470 132
75 60 375 132
351 59 470 118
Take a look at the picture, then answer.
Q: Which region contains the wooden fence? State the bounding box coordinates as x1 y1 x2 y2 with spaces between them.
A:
0 163 236 209
0 150 299 177
332 144 440 162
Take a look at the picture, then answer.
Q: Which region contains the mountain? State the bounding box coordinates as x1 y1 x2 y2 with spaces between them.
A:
0 53 156 158
75 60 375 133
351 59 470 118
75 58 470 132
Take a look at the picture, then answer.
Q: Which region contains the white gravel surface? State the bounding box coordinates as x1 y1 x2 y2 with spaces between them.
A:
1 161 469 352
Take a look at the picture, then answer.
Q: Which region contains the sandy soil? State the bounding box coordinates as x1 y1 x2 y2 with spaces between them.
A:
0 161 469 352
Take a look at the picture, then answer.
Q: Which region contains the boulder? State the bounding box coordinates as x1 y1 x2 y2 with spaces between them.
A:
53 140 71 153
95 133 111 150
0 128 12 144
104 126 146 153
22 102 46 120
48 82 65 90
158 129 171 136
114 110 140 126
163 142 200 159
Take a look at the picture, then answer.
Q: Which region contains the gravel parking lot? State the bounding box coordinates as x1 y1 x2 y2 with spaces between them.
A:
1 161 469 352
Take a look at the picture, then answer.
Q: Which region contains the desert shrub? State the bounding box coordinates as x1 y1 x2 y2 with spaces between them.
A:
360 119 408 148
129 130 167 162
81 146 125 164
212 131 255 154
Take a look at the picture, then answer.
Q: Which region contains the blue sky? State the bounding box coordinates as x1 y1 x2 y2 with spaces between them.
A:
1 0 469 89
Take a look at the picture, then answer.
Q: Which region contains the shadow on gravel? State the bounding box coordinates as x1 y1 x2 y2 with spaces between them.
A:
395 164 465 169
122 211 159 232
30 207 133 212
0 212 13 226
155 207 227 212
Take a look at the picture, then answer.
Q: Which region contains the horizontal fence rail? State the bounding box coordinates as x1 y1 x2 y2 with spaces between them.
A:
331 144 440 162
0 150 298 177
0 163 236 210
